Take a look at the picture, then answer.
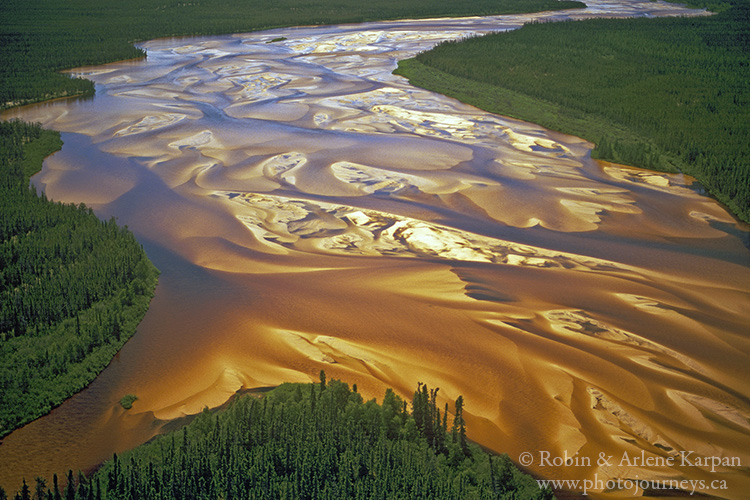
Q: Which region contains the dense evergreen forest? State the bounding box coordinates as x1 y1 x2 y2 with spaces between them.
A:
0 0 583 109
0 120 159 437
0 375 555 500
395 0 750 222
0 0 588 442
0 0 577 491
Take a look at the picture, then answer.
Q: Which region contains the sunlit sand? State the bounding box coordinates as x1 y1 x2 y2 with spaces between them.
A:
1 0 748 498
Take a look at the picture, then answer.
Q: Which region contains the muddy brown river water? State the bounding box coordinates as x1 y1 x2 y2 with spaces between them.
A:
2 0 749 497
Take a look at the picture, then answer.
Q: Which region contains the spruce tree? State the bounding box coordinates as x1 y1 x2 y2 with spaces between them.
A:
32 478 45 500
64 472 74 500
52 474 60 500
19 480 30 500
453 396 468 456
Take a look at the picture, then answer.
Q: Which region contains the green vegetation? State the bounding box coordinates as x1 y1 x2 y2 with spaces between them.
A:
0 0 587 479
0 120 159 437
1 375 554 499
395 3 750 222
120 394 138 410
0 0 583 109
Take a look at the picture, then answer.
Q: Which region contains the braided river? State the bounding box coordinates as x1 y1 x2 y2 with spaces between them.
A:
2 0 749 497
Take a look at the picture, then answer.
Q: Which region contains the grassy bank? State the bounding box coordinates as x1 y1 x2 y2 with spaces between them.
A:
0 120 159 437
394 3 750 223
0 0 584 109
1 376 555 499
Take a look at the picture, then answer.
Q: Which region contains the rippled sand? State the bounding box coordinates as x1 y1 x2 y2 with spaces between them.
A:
2 0 748 498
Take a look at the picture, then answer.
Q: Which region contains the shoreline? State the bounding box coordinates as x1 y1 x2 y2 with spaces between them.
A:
1 1 748 498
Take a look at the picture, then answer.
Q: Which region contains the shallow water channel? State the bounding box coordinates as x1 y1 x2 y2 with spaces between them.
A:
2 0 749 497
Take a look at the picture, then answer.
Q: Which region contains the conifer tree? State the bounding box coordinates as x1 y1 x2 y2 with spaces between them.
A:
52 474 60 500
64 472 74 500
453 396 468 456
33 478 45 500
20 480 30 500
4 379 554 499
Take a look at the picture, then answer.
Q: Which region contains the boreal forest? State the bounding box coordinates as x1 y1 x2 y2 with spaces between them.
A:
1 0 747 497
0 377 554 500
0 0 583 109
395 0 750 221
0 0 583 497
0 0 584 440
0 120 159 438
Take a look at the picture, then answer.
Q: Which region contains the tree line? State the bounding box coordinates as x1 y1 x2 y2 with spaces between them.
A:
0 119 159 437
0 0 584 109
0 374 555 500
395 0 750 222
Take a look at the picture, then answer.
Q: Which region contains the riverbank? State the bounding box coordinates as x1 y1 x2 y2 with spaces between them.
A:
0 0 581 442
0 121 159 437
2 2 748 498
1 377 556 500
394 2 749 223
0 0 583 110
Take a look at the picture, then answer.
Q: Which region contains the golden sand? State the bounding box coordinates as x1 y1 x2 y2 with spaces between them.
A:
1 1 747 498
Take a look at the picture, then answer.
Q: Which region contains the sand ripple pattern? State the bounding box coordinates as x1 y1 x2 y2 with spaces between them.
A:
1 0 748 498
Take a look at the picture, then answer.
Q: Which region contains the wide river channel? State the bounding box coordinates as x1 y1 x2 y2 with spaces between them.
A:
2 0 749 497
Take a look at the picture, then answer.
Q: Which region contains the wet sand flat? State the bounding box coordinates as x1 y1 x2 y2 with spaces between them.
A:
1 1 748 498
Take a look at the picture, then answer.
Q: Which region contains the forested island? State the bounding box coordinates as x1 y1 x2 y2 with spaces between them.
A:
0 120 159 437
0 376 554 500
394 0 750 222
